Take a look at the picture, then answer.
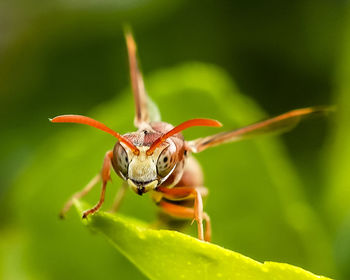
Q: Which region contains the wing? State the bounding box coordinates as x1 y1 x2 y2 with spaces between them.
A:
125 29 152 128
187 106 333 153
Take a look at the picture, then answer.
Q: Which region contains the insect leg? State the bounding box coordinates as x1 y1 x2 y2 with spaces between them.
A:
82 151 113 219
109 181 128 213
157 187 208 241
158 199 211 242
203 212 211 242
59 173 101 219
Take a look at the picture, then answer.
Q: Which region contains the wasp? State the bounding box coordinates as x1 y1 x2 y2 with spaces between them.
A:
51 30 329 242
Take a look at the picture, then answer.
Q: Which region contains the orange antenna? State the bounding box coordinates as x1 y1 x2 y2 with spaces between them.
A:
50 115 140 155
146 118 222 155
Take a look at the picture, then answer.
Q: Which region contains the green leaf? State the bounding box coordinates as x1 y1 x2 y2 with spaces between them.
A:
325 6 350 224
324 6 350 279
74 200 331 280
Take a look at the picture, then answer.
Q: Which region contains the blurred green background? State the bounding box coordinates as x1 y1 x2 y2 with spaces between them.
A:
1 0 350 279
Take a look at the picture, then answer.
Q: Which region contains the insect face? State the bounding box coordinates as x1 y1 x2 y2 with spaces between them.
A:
112 138 178 195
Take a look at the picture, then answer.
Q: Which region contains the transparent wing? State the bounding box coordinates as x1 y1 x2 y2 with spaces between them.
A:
187 106 333 153
125 29 161 127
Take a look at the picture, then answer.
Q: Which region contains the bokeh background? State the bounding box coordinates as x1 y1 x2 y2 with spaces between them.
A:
1 0 350 279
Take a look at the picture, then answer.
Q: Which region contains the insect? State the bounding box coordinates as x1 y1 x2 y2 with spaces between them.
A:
51 30 330 242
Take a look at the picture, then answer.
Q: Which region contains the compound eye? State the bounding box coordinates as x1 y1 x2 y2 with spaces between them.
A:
157 148 176 178
116 143 129 178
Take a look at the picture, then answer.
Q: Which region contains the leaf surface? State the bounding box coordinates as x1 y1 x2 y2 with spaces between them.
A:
75 201 331 280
